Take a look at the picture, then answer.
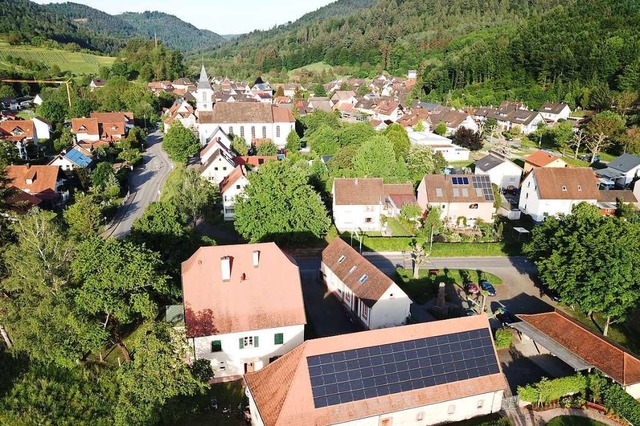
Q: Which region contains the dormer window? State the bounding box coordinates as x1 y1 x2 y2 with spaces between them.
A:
358 274 368 284
562 185 567 192
338 255 346 264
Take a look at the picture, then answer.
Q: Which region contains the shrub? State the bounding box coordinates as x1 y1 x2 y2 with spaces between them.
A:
517 375 587 407
603 382 640 424
494 328 513 349
190 359 214 383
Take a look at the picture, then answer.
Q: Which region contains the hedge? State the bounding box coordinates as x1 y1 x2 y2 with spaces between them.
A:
359 238 521 256
518 375 587 406
603 382 640 424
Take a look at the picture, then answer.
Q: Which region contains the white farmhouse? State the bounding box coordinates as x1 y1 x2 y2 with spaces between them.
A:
181 243 306 378
519 167 600 222
474 153 523 190
220 165 249 221
321 237 410 329
539 102 571 122
244 315 508 426
198 103 295 148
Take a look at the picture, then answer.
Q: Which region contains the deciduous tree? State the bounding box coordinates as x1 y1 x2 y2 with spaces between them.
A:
162 121 199 164
234 161 330 243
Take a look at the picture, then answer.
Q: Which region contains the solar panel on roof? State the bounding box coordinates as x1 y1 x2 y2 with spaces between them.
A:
307 328 499 408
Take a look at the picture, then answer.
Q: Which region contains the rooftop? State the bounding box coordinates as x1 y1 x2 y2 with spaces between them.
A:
181 243 306 337
245 315 507 426
533 167 600 200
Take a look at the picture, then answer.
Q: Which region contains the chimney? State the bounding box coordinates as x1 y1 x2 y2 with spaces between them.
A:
252 250 260 268
221 256 231 281
436 282 446 308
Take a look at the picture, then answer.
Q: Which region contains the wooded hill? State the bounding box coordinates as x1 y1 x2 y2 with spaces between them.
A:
1 0 224 55
202 0 640 107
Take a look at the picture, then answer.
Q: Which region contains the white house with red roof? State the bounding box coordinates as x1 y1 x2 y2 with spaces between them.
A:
244 315 507 426
181 243 306 378
321 238 410 329
220 165 250 220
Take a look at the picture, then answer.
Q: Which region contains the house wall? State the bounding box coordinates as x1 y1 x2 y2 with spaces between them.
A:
540 106 571 122
200 121 294 147
193 324 304 378
333 389 504 426
321 262 371 329
75 132 99 142
222 177 249 220
625 383 640 399
368 284 411 329
476 163 523 189
50 157 76 171
518 174 596 222
333 204 383 233
201 155 235 185
623 166 640 186
196 88 214 112
33 119 50 141
434 202 494 227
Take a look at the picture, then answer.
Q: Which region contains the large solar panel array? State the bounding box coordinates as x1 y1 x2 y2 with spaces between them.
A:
307 328 499 409
472 175 495 201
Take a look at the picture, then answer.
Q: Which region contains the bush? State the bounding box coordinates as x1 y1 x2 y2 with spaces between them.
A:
603 382 640 424
517 375 588 407
494 328 513 349
190 359 214 383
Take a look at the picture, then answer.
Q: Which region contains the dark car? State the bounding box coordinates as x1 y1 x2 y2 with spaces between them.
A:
479 280 496 296
494 306 516 325
464 282 479 295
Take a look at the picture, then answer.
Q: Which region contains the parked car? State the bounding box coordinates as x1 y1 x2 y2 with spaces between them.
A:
494 306 516 325
479 280 496 296
464 282 479 295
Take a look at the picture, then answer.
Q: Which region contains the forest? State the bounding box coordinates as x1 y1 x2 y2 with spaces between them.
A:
200 0 640 107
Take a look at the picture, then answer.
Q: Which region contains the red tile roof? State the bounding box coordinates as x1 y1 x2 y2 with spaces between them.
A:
525 150 561 167
181 243 306 337
72 118 99 135
220 165 248 194
5 165 60 201
333 178 384 206
235 156 277 168
518 311 640 386
322 238 401 307
245 315 507 426
0 120 35 139
533 168 600 200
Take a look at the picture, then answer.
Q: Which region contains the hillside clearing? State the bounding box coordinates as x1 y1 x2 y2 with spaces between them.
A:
0 41 115 75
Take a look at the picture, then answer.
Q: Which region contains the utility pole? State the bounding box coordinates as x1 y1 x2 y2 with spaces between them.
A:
1 79 72 107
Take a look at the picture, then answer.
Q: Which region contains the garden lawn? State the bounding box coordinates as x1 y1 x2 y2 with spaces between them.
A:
448 413 511 426
361 237 521 256
386 217 413 237
183 380 247 426
396 267 502 304
547 416 606 426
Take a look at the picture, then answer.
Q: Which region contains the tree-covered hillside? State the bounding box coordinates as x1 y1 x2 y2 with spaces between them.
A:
202 0 640 107
0 0 123 54
43 2 140 39
118 11 224 53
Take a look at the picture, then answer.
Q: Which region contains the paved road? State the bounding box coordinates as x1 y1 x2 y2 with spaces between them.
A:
106 130 172 238
297 255 555 316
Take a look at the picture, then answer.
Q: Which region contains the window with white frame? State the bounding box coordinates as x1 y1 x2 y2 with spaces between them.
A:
239 336 259 349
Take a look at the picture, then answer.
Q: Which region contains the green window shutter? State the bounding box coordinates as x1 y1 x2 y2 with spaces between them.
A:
274 333 284 345
239 337 244 349
254 336 259 348
211 340 222 352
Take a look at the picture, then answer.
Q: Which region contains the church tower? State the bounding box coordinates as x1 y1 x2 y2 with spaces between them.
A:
196 64 213 112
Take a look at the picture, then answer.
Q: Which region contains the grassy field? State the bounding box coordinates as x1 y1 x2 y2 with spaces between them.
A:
359 236 521 256
547 416 606 426
0 41 114 75
288 61 335 77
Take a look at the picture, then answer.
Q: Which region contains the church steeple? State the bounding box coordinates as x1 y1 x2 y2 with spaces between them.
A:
197 64 211 90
